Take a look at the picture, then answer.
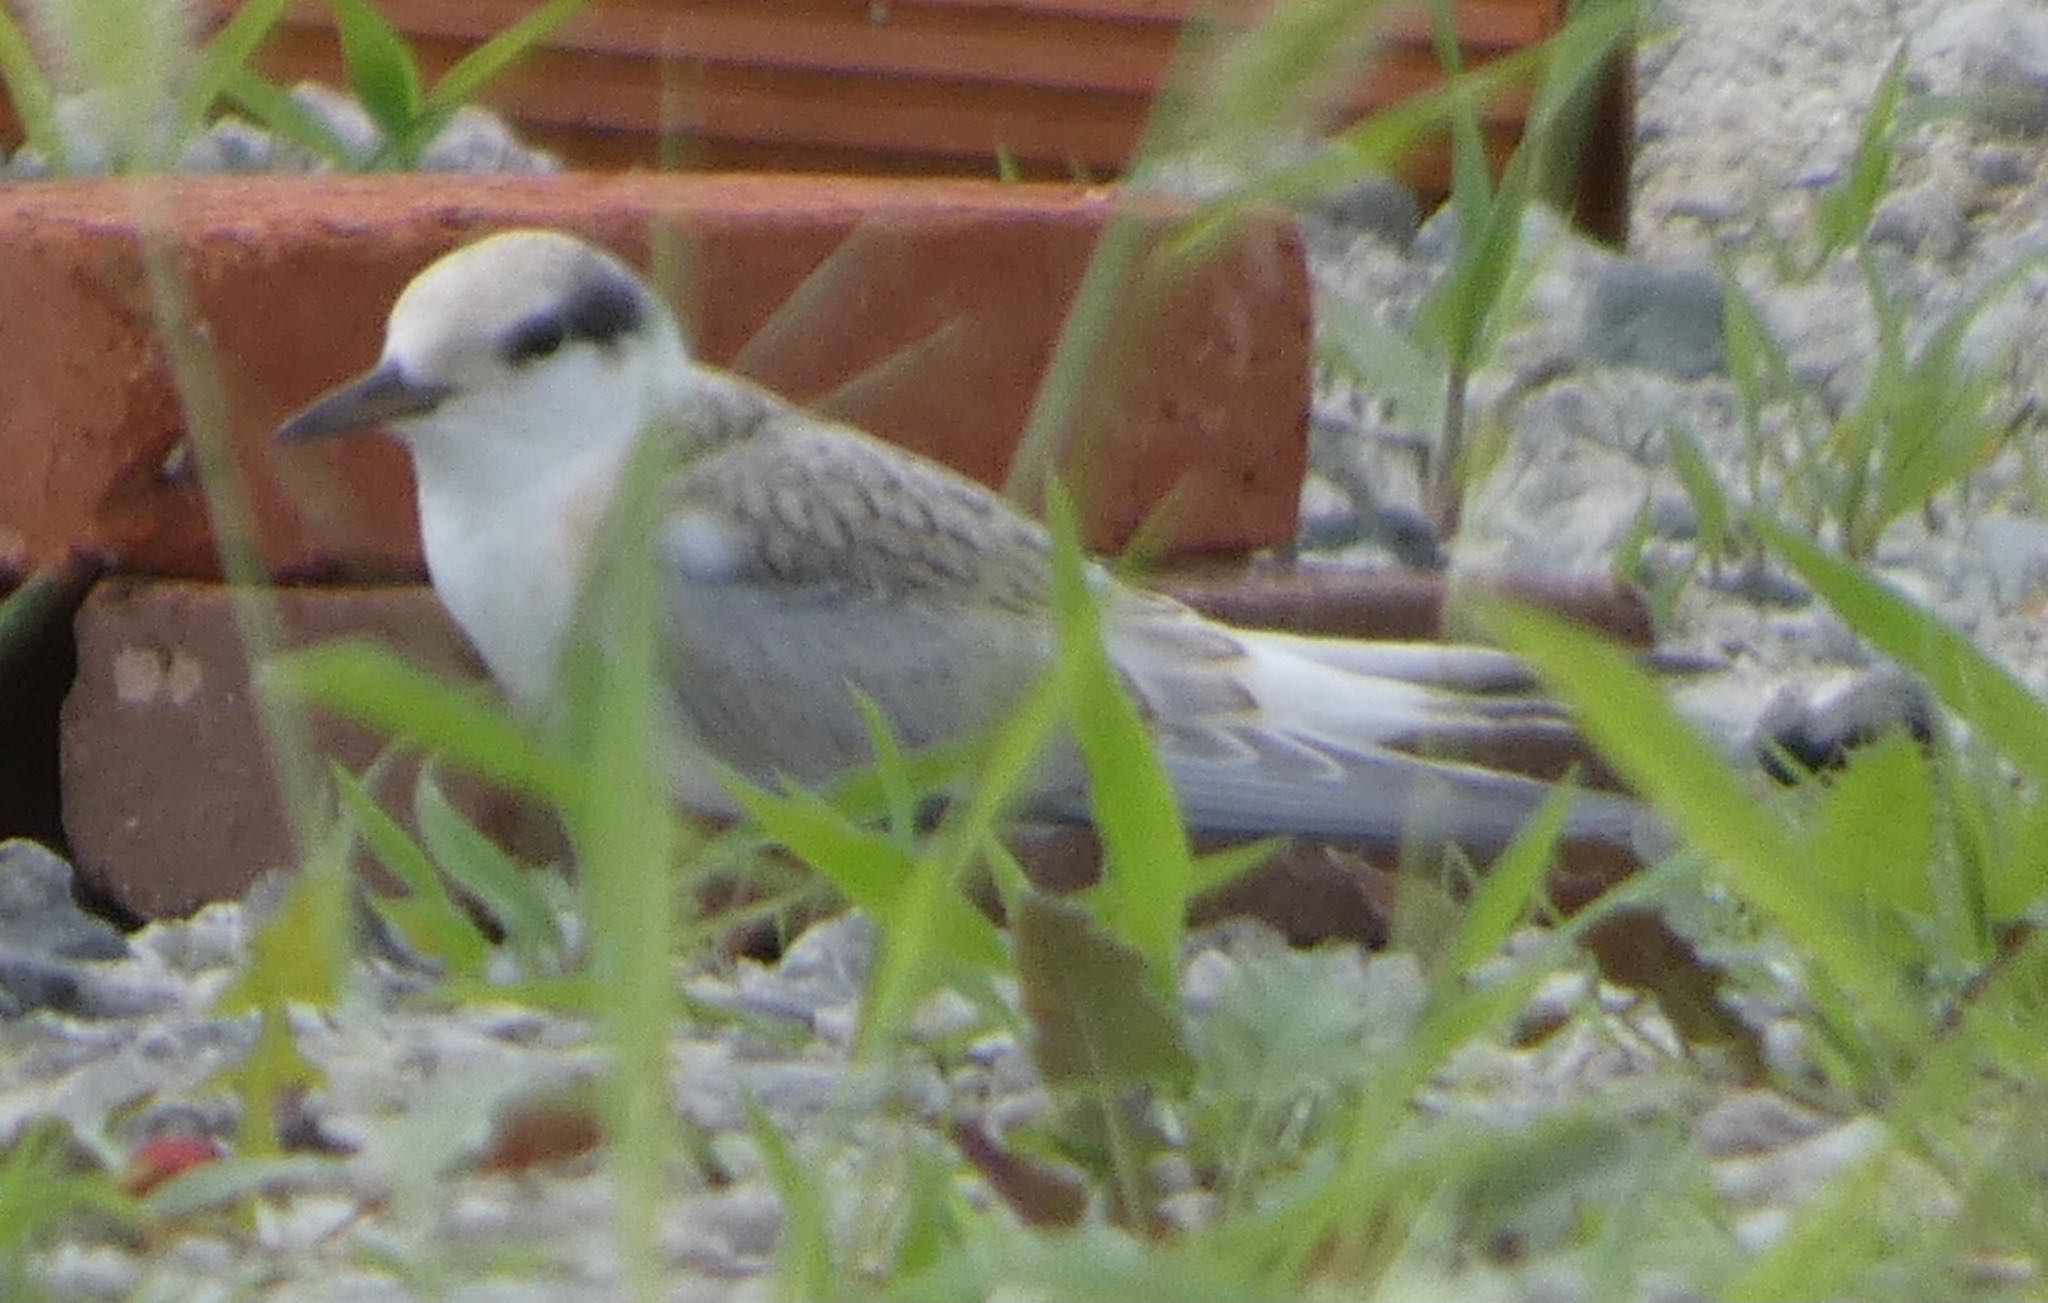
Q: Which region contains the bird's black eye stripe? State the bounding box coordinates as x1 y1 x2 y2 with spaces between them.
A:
561 275 645 347
502 313 568 366
498 272 646 367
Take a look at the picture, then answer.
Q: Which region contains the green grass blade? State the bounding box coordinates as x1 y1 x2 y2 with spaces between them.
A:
219 66 358 163
1811 42 1906 264
723 776 1008 971
413 769 562 967
1436 778 1574 979
183 0 292 133
1760 519 2048 788
1316 295 1446 432
262 641 577 806
0 8 65 169
861 648 1073 1054
422 0 585 116
748 1098 837 1301
331 0 422 143
1046 486 1193 992
1484 601 1913 1039
332 764 492 975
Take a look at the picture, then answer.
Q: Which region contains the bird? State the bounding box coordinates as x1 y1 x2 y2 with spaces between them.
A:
274 229 1661 858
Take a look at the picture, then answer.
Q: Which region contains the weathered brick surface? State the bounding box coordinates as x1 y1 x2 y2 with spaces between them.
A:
62 569 1643 918
0 174 1308 581
60 579 559 919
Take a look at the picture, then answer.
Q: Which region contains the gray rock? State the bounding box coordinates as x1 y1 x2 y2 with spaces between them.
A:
1753 668 1938 781
1307 174 1420 249
1712 1116 1886 1207
1974 514 2048 604
1912 0 2048 134
288 82 384 164
1295 471 1369 552
0 841 126 961
177 116 319 174
1692 1089 1830 1158
1971 144 2032 189
1867 181 1968 260
1359 502 1448 570
1581 259 1728 378
1648 494 1700 541
420 104 560 174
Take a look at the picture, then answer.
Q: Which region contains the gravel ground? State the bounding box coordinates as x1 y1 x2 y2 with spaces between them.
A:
10 0 2048 1296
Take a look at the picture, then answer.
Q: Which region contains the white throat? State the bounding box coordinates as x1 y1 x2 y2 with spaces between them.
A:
402 356 672 708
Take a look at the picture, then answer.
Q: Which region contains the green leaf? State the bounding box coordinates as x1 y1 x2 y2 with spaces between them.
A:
262 641 576 806
1761 520 2048 789
184 0 293 135
1665 423 1731 558
1188 837 1286 900
1811 42 1907 264
0 8 65 169
333 765 491 976
1803 732 1937 918
219 66 359 163
0 1122 135 1275
1316 295 1446 432
332 0 422 143
1015 893 1195 1094
1047 485 1193 992
1484 600 1916 1045
413 769 563 968
724 776 1007 972
861 636 1073 1052
1437 778 1575 980
748 1098 836 1302
424 0 585 115
143 1154 348 1220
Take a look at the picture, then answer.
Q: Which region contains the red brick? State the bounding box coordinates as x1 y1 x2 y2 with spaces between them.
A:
0 174 1309 582
59 579 557 919
62 565 1643 918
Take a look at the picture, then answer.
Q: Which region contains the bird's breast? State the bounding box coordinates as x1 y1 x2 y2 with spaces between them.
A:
416 470 611 709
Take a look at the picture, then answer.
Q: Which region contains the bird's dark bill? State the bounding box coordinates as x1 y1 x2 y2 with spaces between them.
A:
274 361 452 442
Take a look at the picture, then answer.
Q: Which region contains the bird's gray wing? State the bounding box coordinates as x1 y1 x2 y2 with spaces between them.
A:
649 371 1656 854
650 382 1060 792
1090 591 1660 855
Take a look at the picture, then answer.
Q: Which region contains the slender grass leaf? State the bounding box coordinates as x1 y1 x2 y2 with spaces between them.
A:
1760 519 2048 788
220 66 357 163
421 0 586 117
332 0 421 143
1016 893 1195 1093
413 769 562 967
1665 423 1731 558
861 640 1072 1053
1047 486 1193 991
332 765 491 975
1436 778 1574 979
748 1098 837 1302
1317 295 1446 432
143 1153 349 1220
1189 837 1286 900
263 641 576 805
851 691 919 847
723 777 1007 972
0 9 64 168
1811 43 1907 265
1804 732 1938 918
183 0 292 135
1484 600 1913 1034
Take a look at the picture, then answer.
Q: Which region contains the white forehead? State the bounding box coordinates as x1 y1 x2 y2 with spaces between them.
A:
382 229 644 367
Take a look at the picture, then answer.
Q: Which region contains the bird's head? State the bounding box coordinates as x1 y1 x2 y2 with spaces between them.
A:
275 230 689 480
